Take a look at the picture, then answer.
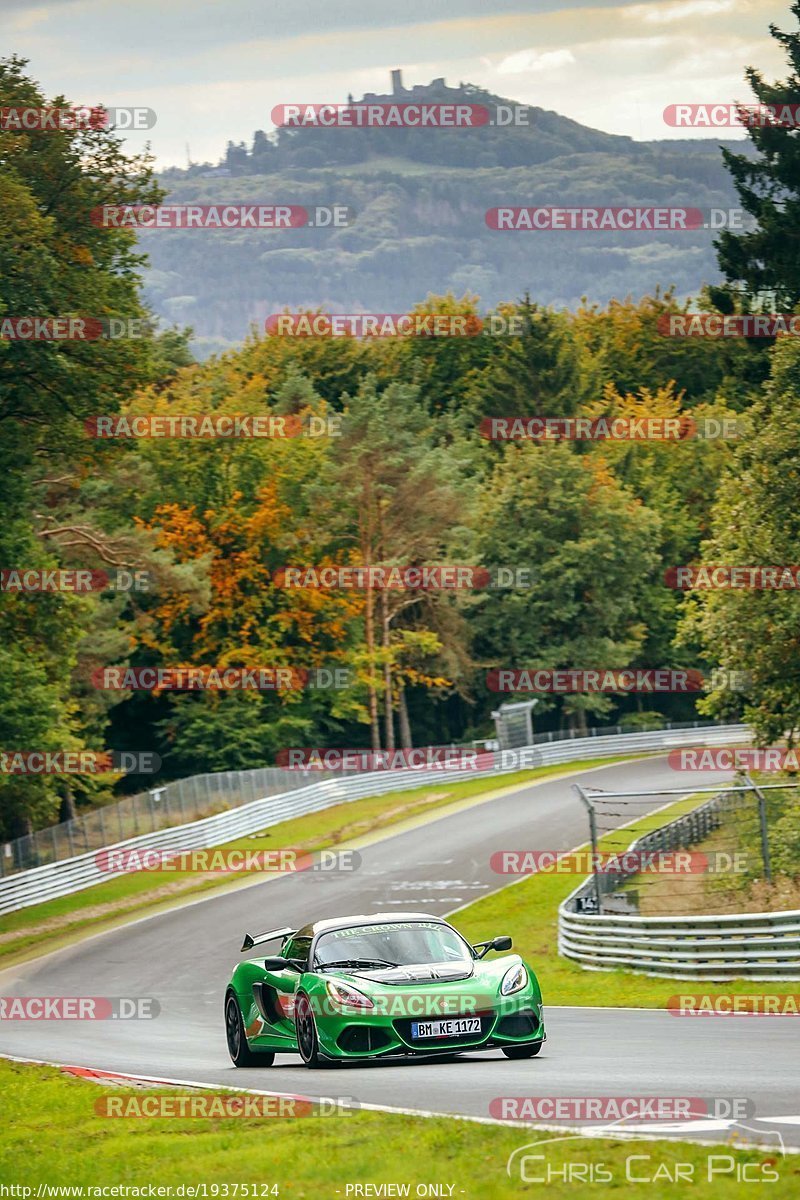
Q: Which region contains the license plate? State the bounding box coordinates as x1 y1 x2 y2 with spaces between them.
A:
410 1017 481 1039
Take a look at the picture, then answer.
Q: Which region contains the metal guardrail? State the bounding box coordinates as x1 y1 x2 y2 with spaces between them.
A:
559 782 800 981
0 723 749 916
0 766 315 878
1 718 716 878
558 908 800 982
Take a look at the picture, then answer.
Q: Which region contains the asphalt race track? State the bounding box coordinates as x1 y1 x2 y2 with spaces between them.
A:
2 756 798 1150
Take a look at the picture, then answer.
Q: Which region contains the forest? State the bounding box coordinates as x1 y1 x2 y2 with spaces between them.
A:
2 4 800 842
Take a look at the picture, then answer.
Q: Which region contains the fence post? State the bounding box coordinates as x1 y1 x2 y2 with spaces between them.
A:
743 773 772 884
573 784 603 914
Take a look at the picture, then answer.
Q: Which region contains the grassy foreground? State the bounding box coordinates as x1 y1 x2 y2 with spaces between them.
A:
0 1059 793 1197
0 755 635 966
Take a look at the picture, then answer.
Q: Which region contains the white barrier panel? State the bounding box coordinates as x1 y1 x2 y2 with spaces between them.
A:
558 907 800 982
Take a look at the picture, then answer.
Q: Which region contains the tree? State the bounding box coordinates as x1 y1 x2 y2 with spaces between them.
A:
467 297 599 428
0 57 163 445
0 57 169 836
715 2 800 308
224 140 249 173
472 443 661 732
250 130 276 173
573 292 732 406
580 382 739 681
125 396 367 772
313 378 471 749
677 337 800 744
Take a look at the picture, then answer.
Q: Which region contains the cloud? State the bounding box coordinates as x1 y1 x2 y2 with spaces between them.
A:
496 48 576 74
625 0 740 23
1 0 789 163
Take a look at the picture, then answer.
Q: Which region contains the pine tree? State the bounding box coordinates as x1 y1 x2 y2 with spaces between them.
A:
715 2 800 307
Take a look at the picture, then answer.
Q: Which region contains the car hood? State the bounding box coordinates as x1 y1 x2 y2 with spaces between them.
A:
329 962 476 986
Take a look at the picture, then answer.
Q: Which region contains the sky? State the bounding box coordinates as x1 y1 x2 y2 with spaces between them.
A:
0 0 792 168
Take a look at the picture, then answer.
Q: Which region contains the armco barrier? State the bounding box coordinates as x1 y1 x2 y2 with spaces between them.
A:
558 907 800 982
0 723 748 916
0 718 729 876
559 779 800 982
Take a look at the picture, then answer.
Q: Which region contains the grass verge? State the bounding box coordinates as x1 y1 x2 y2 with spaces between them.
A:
0 755 636 968
0 1058 792 1197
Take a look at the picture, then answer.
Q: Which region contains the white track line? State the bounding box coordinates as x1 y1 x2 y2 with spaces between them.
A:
2 1050 797 1154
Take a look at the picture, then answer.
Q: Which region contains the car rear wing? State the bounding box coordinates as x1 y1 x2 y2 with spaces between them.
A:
241 926 296 952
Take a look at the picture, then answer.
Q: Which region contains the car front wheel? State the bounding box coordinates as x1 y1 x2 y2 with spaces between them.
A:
225 991 275 1067
295 992 330 1068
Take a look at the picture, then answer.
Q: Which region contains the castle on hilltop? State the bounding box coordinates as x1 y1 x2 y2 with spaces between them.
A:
360 70 479 103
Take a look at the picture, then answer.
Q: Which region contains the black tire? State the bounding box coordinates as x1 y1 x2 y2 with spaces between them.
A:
295 992 330 1068
225 991 275 1067
502 1040 543 1060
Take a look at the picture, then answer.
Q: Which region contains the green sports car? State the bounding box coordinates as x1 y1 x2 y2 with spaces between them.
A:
224 911 545 1067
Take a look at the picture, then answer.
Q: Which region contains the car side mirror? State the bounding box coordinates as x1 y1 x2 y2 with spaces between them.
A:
263 956 301 972
472 934 513 958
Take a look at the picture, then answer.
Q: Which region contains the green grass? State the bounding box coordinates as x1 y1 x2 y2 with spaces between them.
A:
455 791 784 1007
0 1059 793 1197
0 755 636 967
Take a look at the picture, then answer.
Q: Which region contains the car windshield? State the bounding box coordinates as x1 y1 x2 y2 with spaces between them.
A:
314 921 473 969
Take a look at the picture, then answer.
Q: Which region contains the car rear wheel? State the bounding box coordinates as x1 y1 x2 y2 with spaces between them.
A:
225 991 275 1067
295 992 330 1068
502 1040 543 1059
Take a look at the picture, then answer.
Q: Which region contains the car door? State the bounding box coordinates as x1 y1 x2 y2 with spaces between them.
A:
253 934 310 1038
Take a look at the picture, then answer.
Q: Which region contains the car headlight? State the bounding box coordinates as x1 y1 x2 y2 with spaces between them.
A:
500 963 528 995
325 979 374 1011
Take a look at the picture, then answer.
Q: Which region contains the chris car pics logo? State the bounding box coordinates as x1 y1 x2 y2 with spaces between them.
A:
506 1123 783 1184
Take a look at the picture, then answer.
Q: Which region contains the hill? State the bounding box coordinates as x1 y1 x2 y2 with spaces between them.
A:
146 75 751 354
